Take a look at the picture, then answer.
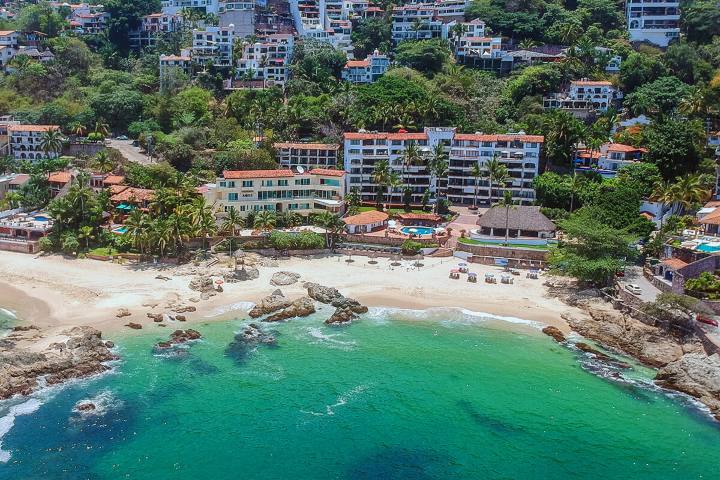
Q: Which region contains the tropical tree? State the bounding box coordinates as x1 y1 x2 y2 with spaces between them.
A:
372 159 399 209
486 156 509 205
124 209 150 255
221 206 243 258
316 211 346 249
669 174 711 215
253 210 277 232
345 187 361 216
399 141 423 204
39 129 65 158
470 162 485 209
496 190 516 246
77 225 95 250
92 150 114 174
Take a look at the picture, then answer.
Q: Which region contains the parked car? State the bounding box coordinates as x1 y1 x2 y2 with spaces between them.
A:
116 135 128 140
625 284 642 295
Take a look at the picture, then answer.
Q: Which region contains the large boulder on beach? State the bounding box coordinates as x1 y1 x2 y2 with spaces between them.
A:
542 326 566 343
271 271 301 286
304 282 368 324
265 296 316 322
225 265 259 282
249 289 292 318
189 275 215 292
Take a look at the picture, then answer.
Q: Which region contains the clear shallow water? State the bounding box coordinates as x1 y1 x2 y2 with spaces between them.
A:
1 308 719 480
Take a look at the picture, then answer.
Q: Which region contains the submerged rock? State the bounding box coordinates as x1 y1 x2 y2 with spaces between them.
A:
76 402 96 412
116 308 131 318
225 323 278 363
126 322 142 330
155 329 202 350
575 342 631 369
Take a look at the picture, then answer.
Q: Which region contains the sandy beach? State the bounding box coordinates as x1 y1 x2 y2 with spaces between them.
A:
0 250 579 334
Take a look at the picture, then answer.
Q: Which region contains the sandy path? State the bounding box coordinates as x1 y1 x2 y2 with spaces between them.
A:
0 251 578 334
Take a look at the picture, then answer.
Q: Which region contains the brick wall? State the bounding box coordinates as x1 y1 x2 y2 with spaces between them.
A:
457 242 549 261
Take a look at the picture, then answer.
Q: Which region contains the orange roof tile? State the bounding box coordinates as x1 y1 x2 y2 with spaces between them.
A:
273 142 340 150
309 168 345 177
661 258 688 270
0 30 16 36
102 175 125 185
699 210 720 226
607 143 647 153
345 60 369 68
110 185 129 195
47 172 71 184
343 210 389 226
396 213 442 222
454 133 545 143
8 124 59 132
572 80 612 86
223 169 294 179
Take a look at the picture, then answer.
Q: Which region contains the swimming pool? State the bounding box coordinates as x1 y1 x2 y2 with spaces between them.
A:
33 215 50 222
400 226 434 236
697 243 720 253
112 226 128 234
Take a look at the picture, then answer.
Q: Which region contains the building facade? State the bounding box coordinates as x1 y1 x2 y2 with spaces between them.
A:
7 125 61 161
343 128 544 207
341 50 389 83
192 26 235 67
274 142 340 169
626 0 680 48
391 4 442 44
234 33 294 87
544 80 623 118
207 169 346 217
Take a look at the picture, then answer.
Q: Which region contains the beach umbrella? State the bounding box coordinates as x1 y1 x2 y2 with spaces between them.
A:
451 268 460 273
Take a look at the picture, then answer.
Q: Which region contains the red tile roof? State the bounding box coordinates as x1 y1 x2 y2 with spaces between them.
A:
699 210 720 226
47 172 71 184
8 124 59 132
309 168 345 177
661 258 688 270
607 143 647 153
102 175 125 185
223 169 294 179
273 142 340 150
343 210 389 226
345 60 369 68
343 132 428 141
572 80 613 86
396 213 442 222
8 174 29 185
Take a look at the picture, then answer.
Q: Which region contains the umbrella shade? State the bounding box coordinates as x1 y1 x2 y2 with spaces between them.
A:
450 268 460 273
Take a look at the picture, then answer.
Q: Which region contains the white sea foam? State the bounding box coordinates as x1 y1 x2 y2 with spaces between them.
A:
71 390 123 419
364 306 544 329
302 384 370 417
0 308 16 320
0 398 43 463
210 301 256 317
306 327 357 350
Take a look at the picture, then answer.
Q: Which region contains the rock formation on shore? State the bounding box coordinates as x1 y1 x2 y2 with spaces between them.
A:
303 282 369 325
249 289 316 322
271 271 301 286
546 278 720 420
0 326 117 400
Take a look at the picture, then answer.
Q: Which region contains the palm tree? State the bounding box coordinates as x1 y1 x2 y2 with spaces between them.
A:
650 181 674 230
39 129 64 158
518 38 539 50
496 190 516 247
568 172 581 212
221 206 243 258
399 141 423 206
125 209 150 256
372 159 392 209
470 162 485 209
93 150 113 174
253 210 277 232
316 211 345 249
670 174 710 215
151 219 173 258
73 124 87 138
485 156 508 205
78 225 95 250
93 120 110 138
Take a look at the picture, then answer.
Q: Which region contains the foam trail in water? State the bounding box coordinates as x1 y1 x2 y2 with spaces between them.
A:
302 384 370 417
0 398 42 462
364 306 544 329
306 327 357 350
210 301 255 317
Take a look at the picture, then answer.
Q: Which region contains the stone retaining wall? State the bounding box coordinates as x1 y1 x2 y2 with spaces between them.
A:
457 242 549 261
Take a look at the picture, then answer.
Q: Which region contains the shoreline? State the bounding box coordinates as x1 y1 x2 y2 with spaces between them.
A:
0 251 576 335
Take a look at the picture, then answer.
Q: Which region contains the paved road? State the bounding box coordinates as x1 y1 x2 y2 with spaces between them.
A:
107 139 154 165
618 266 661 303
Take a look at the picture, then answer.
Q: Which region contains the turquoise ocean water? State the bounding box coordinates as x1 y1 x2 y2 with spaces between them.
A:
1 306 719 479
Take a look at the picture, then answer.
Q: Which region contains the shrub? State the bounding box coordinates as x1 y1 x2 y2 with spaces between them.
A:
38 236 55 252
60 232 79 255
268 231 325 250
401 240 423 255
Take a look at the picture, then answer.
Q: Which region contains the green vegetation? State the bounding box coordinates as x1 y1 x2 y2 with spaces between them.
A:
401 240 424 256
685 272 720 300
458 237 551 251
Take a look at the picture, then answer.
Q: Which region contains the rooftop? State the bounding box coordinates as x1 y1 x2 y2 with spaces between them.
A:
223 169 295 179
309 168 345 177
343 210 389 226
273 142 340 150
477 206 556 232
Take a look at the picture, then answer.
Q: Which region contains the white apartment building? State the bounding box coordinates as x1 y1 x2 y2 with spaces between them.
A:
160 51 192 89
219 0 255 36
574 143 646 178
344 128 543 206
391 4 443 44
192 26 235 66
544 80 623 117
161 0 220 14
341 50 390 83
8 125 61 161
626 0 680 48
343 127 456 206
142 12 184 34
235 33 294 87
274 142 340 169
206 169 346 218
69 11 109 34
433 0 469 21
0 30 19 49
446 133 543 206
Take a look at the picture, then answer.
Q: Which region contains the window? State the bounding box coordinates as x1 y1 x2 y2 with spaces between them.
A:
278 179 288 186
263 180 274 187
219 181 227 187
242 180 253 187
228 181 235 188
295 178 310 186
228 193 238 201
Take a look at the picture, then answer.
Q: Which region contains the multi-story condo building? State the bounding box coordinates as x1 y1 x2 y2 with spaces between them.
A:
433 0 469 21
160 51 193 89
7 125 61 161
69 11 109 34
161 0 220 14
219 0 256 36
543 80 623 118
446 132 543 206
234 33 294 87
192 26 235 67
142 12 184 34
341 50 390 83
391 4 443 44
206 168 346 218
343 128 543 207
626 0 680 48
274 142 340 169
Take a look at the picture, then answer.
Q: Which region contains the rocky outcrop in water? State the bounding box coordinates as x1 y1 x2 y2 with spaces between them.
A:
656 353 720 420
249 289 292 318
155 329 202 349
265 296 315 322
542 326 566 343
225 323 278 363
303 282 369 325
239 323 277 345
0 326 117 400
